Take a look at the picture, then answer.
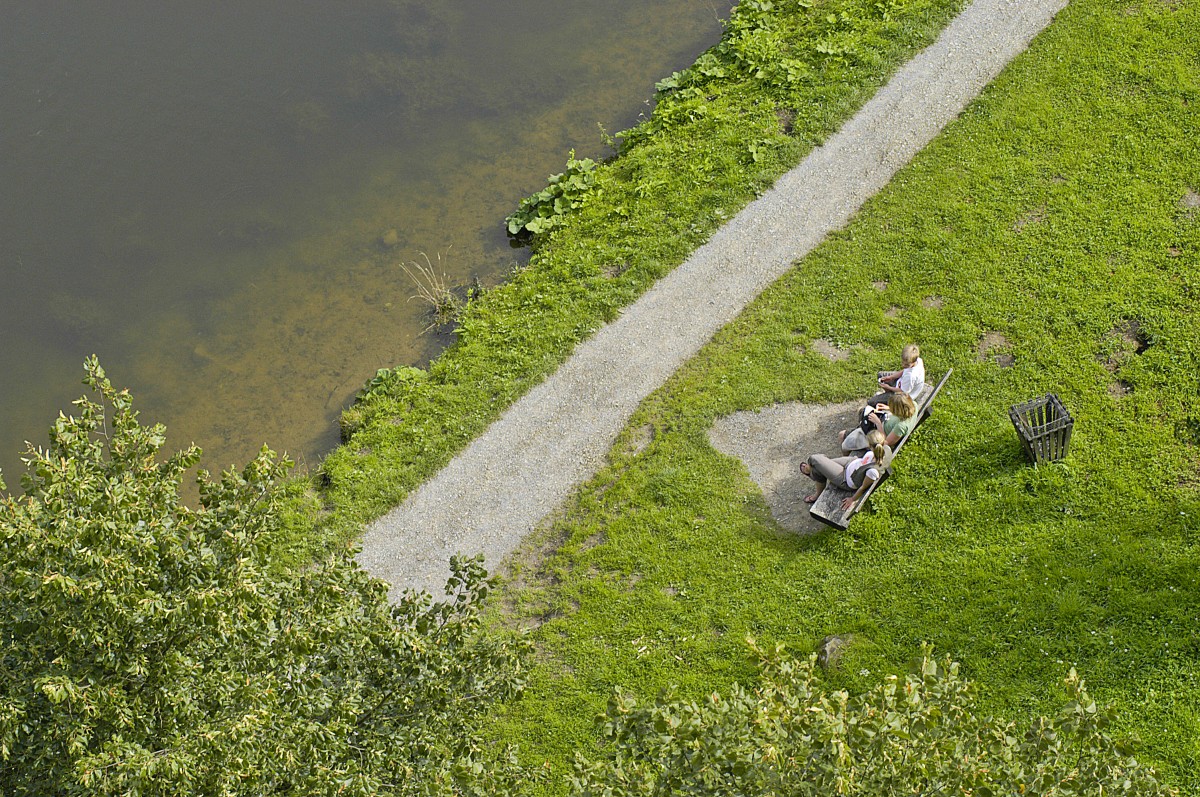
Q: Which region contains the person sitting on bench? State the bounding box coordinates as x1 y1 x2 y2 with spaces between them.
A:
867 343 925 408
800 429 892 510
840 392 918 453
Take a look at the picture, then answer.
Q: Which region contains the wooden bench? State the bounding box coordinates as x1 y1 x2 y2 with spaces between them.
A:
809 369 952 530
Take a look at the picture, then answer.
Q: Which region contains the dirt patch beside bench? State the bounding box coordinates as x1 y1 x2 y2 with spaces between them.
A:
709 400 862 534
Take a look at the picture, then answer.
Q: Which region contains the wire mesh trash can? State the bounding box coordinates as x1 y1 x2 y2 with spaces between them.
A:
1009 393 1073 464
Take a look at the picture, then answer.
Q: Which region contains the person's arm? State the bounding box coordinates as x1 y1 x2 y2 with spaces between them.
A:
884 431 901 448
840 474 875 510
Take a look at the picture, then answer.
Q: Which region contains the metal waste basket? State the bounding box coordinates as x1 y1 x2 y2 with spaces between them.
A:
1009 393 1073 464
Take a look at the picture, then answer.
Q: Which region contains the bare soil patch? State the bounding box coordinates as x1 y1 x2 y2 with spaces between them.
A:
872 280 889 291
1098 320 1150 385
1013 205 1048 231
885 305 903 319
498 521 570 602
1113 319 1150 355
577 531 607 553
602 261 630 279
977 331 1015 368
776 107 796 135
809 338 853 361
922 295 945 310
708 400 861 534
627 423 655 456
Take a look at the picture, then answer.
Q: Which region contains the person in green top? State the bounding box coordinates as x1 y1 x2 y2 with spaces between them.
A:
839 392 918 453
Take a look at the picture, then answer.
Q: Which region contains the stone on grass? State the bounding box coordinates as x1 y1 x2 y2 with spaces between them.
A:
817 634 854 671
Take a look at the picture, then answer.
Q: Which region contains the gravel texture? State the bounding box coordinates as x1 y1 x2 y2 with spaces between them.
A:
357 0 1069 599
708 400 863 535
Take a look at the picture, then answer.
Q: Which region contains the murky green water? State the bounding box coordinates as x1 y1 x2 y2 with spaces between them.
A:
0 1 723 481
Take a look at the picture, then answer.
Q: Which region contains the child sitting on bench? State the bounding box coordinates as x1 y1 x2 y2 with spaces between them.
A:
800 429 892 511
867 343 925 408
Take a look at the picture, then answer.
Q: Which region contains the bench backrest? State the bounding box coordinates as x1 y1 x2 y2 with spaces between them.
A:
891 368 952 457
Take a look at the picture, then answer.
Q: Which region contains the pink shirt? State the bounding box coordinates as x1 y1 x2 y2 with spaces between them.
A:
845 451 881 487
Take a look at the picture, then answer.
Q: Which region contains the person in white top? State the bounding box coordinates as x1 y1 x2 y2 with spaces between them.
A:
800 429 893 511
867 343 925 409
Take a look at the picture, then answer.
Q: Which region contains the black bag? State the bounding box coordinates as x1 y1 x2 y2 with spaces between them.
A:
859 408 887 435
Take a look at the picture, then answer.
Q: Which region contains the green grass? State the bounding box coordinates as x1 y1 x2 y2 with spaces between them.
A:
274 0 968 563
481 0 1200 790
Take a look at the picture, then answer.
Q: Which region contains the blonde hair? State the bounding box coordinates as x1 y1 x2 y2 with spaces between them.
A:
902 344 920 366
865 429 887 462
888 392 916 420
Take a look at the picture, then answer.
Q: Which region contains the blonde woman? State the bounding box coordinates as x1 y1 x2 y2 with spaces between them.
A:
840 392 918 452
867 343 925 407
800 429 892 510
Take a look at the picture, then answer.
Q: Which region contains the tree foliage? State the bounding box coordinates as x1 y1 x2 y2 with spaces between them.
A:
0 357 526 796
571 640 1175 797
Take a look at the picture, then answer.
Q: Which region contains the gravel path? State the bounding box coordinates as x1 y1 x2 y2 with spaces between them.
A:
358 0 1068 599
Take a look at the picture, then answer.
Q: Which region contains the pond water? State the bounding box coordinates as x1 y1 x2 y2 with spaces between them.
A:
0 1 723 482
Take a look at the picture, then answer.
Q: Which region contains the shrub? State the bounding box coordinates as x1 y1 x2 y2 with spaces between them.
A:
0 358 525 796
572 641 1174 796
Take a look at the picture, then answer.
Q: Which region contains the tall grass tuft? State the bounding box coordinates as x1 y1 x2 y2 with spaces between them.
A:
399 250 460 332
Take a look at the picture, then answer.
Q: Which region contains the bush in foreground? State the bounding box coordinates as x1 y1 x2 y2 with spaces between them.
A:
0 358 525 796
572 641 1174 797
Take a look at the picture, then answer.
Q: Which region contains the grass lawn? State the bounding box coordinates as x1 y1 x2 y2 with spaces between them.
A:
486 0 1200 790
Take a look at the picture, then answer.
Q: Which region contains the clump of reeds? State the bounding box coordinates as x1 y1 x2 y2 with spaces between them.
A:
399 251 460 331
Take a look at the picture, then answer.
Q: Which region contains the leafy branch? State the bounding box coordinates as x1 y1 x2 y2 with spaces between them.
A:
506 150 599 239
571 641 1175 797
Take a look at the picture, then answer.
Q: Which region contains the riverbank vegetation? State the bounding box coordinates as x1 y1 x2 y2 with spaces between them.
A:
292 0 969 561
482 0 1200 790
